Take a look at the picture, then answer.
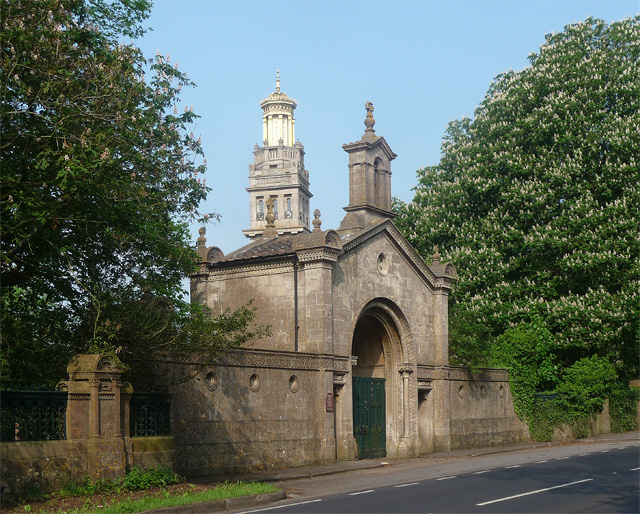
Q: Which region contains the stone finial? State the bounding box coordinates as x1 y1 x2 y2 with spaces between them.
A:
265 198 276 227
312 209 322 231
432 245 441 264
197 227 207 259
263 198 278 237
275 70 280 93
364 101 375 134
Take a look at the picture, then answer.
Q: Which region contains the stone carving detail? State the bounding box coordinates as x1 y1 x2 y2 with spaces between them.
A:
364 101 375 134
417 379 433 390
398 363 415 374
249 374 260 392
325 230 342 249
377 253 389 276
333 372 347 386
205 371 219 391
207 247 225 263
434 367 450 380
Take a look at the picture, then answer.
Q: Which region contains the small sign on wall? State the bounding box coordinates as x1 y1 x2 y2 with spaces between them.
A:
325 393 334 412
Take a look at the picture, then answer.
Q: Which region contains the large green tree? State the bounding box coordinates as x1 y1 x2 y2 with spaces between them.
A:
1 0 266 386
395 17 639 399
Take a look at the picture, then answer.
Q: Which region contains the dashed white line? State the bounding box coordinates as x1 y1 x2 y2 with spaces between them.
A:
349 490 374 496
536 460 548 463
394 482 419 488
579 453 590 456
506 465 521 469
556 456 570 460
631 467 640 471
436 476 457 480
476 479 594 506
473 470 491 475
600 450 610 453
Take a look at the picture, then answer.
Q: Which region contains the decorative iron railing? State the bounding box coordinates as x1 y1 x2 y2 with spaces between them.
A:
130 392 171 437
0 384 67 442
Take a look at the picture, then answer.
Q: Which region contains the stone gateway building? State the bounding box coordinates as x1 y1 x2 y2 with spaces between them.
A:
183 78 528 477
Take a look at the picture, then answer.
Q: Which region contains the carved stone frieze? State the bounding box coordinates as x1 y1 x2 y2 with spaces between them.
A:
297 248 341 263
417 365 509 382
216 349 350 372
447 366 509 382
417 366 436 380
433 367 450 380
207 261 293 280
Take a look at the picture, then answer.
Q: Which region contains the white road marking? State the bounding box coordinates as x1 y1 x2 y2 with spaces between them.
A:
631 467 640 471
473 470 491 474
600 450 610 453
536 460 548 463
349 490 374 496
579 453 590 456
436 476 457 480
506 465 521 469
241 499 322 513
556 456 570 460
476 478 594 506
395 482 419 488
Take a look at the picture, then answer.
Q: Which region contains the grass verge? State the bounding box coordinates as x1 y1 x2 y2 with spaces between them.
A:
10 481 281 514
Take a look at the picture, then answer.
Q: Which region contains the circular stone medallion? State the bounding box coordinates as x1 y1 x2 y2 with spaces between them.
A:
377 253 389 276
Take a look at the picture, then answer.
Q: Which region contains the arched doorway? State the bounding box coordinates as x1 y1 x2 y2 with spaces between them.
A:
350 301 409 459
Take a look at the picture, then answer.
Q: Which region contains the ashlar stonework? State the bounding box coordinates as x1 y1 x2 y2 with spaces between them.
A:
183 83 528 477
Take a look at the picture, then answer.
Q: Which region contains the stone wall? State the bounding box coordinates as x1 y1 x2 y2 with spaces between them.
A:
448 367 530 449
0 355 175 497
170 353 337 477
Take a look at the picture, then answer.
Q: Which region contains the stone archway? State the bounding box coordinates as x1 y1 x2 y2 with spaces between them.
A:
350 299 414 459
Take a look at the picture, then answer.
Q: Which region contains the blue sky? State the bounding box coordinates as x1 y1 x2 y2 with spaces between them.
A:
136 1 638 254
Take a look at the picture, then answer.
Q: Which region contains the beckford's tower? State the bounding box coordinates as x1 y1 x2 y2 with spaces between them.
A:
243 72 312 240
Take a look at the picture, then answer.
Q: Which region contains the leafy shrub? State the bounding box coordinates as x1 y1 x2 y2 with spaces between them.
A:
490 321 559 419
60 466 183 497
555 356 616 419
123 466 182 491
610 386 640 432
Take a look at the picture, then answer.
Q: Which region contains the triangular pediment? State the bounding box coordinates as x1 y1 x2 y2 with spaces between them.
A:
339 219 456 292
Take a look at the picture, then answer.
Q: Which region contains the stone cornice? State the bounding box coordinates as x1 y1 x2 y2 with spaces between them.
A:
342 135 397 161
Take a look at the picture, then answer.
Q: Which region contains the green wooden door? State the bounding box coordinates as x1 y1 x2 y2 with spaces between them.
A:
352 377 386 459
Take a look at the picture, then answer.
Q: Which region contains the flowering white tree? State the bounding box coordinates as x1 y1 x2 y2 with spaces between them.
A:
395 17 639 393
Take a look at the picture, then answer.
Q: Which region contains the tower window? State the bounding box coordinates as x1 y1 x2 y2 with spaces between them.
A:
256 199 264 220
